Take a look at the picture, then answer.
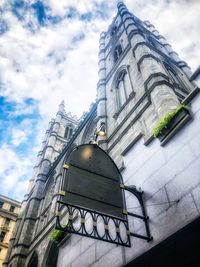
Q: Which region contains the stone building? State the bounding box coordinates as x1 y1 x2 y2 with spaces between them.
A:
5 2 200 267
0 195 21 267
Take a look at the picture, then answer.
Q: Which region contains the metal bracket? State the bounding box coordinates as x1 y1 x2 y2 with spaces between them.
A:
124 185 153 242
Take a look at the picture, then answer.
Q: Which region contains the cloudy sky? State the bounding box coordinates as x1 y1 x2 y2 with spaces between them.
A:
0 0 199 201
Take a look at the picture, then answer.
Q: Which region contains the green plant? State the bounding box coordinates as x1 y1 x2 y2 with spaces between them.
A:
50 224 68 243
153 104 188 138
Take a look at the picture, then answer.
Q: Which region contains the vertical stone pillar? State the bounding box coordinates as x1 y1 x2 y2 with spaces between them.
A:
97 32 108 149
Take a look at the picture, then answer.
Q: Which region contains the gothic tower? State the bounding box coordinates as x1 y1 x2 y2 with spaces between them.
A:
4 102 79 266
96 1 196 168
5 2 200 267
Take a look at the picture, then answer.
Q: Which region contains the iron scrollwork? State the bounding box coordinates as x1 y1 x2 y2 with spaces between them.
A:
56 201 131 247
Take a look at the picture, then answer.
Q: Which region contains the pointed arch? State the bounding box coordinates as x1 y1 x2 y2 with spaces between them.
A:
112 65 134 113
163 61 189 101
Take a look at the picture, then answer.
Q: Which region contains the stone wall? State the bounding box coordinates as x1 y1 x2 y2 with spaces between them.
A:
56 92 200 267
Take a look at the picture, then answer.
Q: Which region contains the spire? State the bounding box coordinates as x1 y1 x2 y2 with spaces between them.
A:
58 100 65 113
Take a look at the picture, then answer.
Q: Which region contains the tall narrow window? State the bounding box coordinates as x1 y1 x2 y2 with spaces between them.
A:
64 126 74 140
0 231 6 242
114 44 123 62
113 66 135 116
115 71 128 110
124 72 132 96
0 201 4 209
64 127 69 139
69 128 73 139
117 79 126 108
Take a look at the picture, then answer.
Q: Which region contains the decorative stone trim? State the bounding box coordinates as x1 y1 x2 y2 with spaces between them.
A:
132 41 148 57
98 67 106 73
98 58 105 65
128 29 141 39
50 131 58 136
137 54 161 72
125 22 137 34
97 97 107 104
120 11 133 20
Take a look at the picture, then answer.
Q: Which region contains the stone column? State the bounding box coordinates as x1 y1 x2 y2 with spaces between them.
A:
96 32 108 149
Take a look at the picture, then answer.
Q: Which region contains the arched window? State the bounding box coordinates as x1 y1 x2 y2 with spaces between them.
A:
112 66 135 114
116 71 127 108
64 125 74 140
164 62 186 88
114 44 123 62
163 62 188 101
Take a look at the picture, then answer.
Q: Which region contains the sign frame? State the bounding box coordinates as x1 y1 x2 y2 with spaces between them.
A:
55 144 152 247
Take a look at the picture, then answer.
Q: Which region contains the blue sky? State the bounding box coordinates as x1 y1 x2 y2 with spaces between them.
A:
0 0 200 201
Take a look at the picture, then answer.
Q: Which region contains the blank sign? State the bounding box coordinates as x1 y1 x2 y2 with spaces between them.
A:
61 144 126 219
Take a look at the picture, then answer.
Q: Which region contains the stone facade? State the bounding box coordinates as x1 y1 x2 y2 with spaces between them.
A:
5 2 200 267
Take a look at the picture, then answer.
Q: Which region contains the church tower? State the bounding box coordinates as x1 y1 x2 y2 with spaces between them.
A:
96 1 196 168
5 2 199 267
4 102 79 267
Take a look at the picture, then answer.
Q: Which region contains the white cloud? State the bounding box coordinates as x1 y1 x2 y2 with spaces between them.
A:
0 143 33 200
0 7 110 118
11 129 28 146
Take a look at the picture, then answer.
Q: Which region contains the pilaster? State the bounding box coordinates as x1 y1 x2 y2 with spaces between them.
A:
97 32 108 149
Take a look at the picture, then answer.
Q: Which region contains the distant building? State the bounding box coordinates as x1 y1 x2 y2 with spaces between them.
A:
5 2 200 267
0 195 21 267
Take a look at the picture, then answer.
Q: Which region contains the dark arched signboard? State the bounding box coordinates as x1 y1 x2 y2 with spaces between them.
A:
56 144 151 247
62 144 126 219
